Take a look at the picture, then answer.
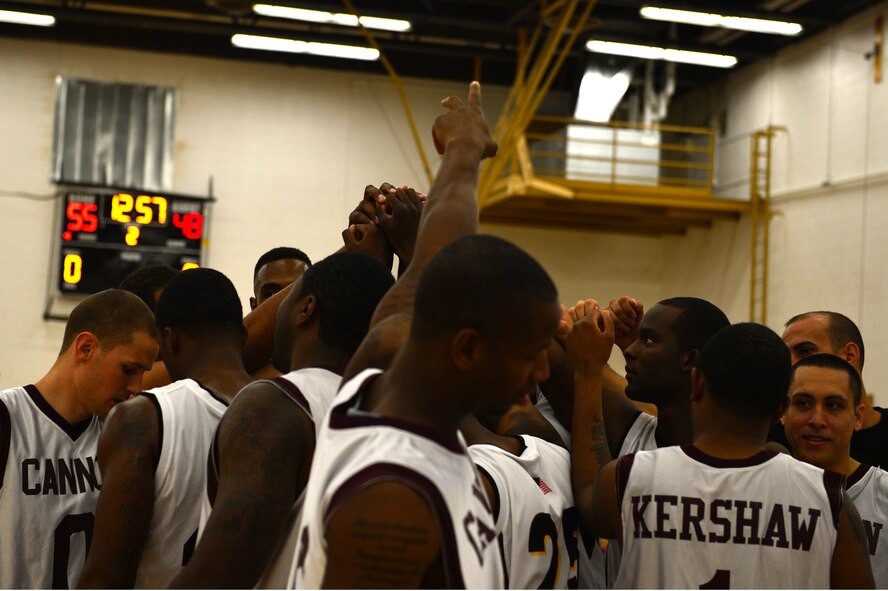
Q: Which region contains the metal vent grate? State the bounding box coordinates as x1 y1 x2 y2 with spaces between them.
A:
51 77 176 190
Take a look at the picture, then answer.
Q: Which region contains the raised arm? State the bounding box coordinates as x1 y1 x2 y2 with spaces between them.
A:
77 396 159 588
376 185 423 277
566 302 616 533
169 382 313 588
242 284 293 374
343 82 497 383
242 187 398 374
368 81 496 327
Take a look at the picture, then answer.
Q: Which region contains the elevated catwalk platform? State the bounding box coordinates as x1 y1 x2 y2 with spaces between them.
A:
479 116 751 236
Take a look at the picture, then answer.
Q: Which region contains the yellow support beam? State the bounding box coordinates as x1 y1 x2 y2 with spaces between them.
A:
480 1 597 204
341 0 433 186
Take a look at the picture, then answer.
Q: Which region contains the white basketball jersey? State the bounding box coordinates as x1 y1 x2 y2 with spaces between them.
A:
0 385 102 589
616 445 842 589
135 379 228 589
846 464 888 588
248 369 341 589
534 391 607 589
291 369 504 589
469 436 577 589
604 411 659 587
619 412 658 457
534 390 571 446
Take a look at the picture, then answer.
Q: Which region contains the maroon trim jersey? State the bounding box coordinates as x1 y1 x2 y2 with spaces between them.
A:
469 435 578 589
615 444 843 589
135 379 228 588
0 385 102 589
846 463 888 588
291 369 504 589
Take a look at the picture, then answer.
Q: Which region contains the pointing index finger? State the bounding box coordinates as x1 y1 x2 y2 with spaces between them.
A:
468 81 481 108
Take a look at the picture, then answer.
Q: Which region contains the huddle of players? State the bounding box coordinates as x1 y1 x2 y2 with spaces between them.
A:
1 81 886 589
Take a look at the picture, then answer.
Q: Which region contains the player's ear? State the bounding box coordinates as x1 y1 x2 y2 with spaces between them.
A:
853 402 865 431
163 326 178 355
451 328 484 371
293 294 317 327
681 349 700 373
840 342 861 371
772 396 789 424
689 367 705 403
72 332 98 361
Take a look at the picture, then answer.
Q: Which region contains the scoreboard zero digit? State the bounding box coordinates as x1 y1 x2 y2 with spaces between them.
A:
57 188 209 295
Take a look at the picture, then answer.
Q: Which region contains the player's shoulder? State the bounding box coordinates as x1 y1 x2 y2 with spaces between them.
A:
521 434 570 463
144 377 199 398
0 385 27 398
861 464 888 495
0 385 33 410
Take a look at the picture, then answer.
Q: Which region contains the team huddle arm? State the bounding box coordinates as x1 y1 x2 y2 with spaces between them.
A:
322 481 443 588
495 401 566 448
601 364 643 455
368 81 497 328
242 283 294 373
830 492 876 589
76 396 159 588
170 383 312 588
565 301 617 535
536 337 577 429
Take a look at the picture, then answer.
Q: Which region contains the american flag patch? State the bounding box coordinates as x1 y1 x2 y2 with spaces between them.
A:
534 477 552 495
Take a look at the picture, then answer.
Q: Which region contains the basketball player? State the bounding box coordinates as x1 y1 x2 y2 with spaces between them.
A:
250 246 312 311
240 186 407 378
782 354 888 587
119 263 178 313
169 253 394 588
776 311 888 468
77 268 253 588
465 413 579 590
544 297 727 585
0 289 157 589
292 82 563 589
460 299 614 589
119 263 178 390
574 322 874 588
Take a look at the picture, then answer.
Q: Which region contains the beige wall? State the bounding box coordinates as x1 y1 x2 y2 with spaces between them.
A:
666 2 888 404
0 37 665 388
7 6 885 406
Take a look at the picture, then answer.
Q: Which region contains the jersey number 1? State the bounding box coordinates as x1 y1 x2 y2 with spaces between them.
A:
700 569 731 589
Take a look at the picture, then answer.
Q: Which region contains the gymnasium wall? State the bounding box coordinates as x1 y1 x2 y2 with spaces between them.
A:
666 2 888 404
0 37 663 388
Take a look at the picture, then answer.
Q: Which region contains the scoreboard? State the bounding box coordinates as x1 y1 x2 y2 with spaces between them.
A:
57 188 209 295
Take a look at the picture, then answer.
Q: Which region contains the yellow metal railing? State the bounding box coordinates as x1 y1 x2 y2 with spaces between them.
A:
513 116 715 193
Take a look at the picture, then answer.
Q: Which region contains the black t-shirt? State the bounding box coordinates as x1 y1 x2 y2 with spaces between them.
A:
767 406 888 469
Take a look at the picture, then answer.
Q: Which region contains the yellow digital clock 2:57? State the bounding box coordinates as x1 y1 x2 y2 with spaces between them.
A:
58 188 208 295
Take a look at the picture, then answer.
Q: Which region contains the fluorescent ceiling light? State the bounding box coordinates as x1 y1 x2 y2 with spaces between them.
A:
0 9 55 27
253 4 411 32
586 40 737 68
640 6 802 36
231 33 380 61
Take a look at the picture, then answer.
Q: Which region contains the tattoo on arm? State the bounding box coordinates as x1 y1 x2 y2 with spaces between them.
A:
171 387 307 588
350 519 432 587
586 411 611 477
